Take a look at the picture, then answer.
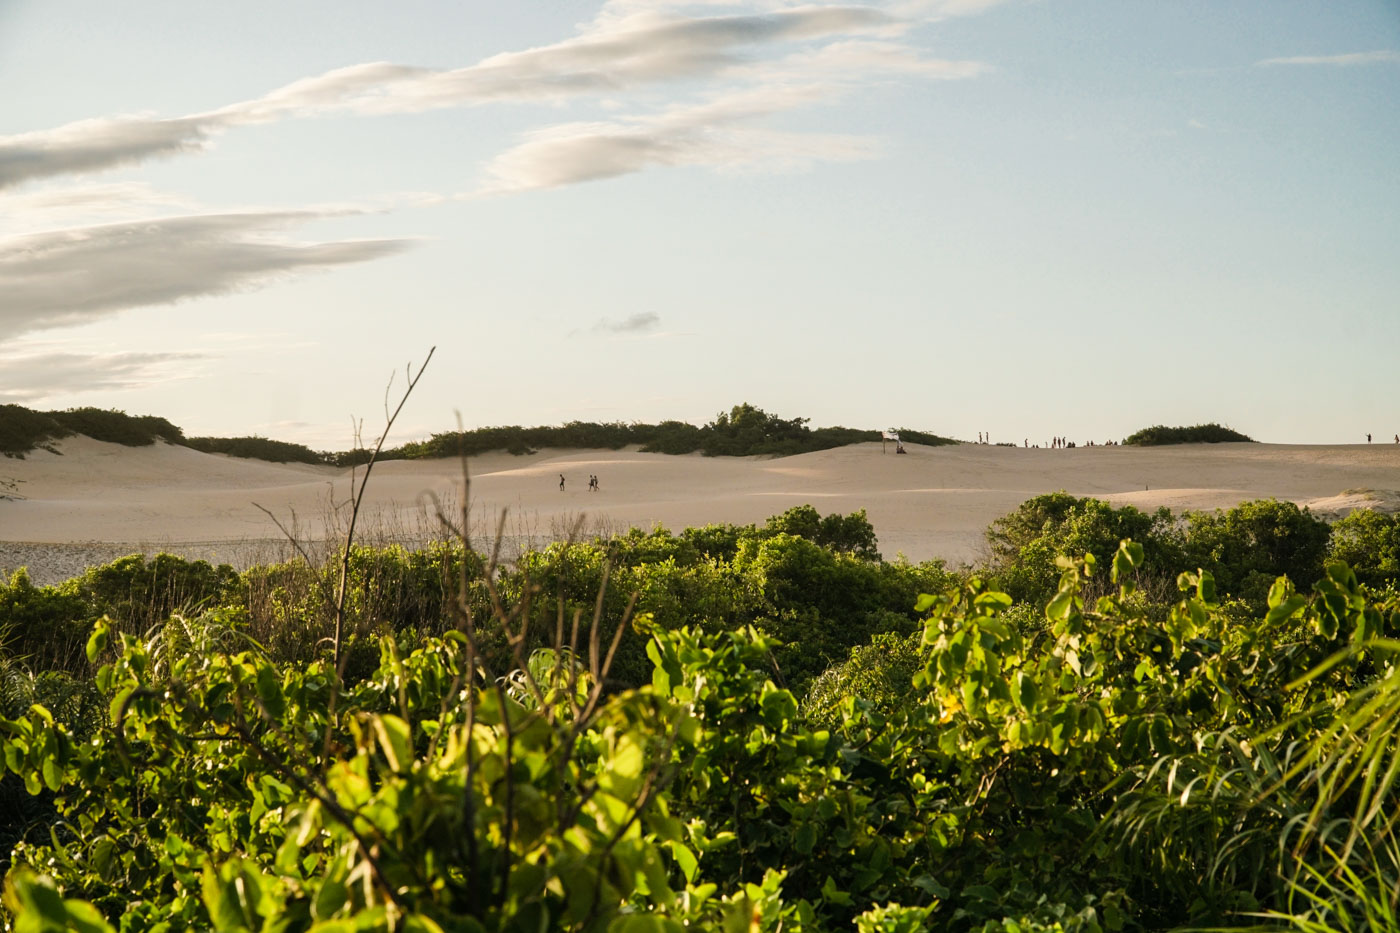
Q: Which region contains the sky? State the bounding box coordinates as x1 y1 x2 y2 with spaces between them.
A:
1 0 1397 448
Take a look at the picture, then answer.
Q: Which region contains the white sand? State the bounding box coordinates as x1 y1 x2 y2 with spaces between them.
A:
3 437 1398 583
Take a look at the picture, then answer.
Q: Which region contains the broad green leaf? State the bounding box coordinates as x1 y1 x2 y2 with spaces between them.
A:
86 624 109 664
667 840 699 883
372 714 413 774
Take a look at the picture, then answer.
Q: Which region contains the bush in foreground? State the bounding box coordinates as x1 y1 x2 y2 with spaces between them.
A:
5 547 1400 931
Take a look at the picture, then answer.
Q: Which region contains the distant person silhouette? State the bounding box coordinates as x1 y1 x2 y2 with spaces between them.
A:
559 474 565 491
1368 433 1372 443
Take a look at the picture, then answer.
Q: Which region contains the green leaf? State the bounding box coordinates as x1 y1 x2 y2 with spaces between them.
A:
667 840 699 883
821 875 853 906
86 623 110 664
65 899 117 933
372 715 413 774
973 591 1012 611
255 665 285 718
312 878 348 922
200 861 243 931
11 871 68 927
1014 672 1038 712
41 757 63 792
1196 572 1217 605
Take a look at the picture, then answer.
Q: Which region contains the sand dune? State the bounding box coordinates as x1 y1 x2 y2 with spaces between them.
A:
2 437 1398 583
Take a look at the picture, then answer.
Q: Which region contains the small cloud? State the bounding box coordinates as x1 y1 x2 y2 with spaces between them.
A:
1256 50 1400 67
592 312 661 335
1188 118 1207 130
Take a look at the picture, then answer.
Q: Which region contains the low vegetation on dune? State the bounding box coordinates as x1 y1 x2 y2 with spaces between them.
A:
4 495 1400 931
0 406 74 457
0 402 957 463
1 407 182 459
1123 423 1255 446
182 435 328 465
397 403 956 460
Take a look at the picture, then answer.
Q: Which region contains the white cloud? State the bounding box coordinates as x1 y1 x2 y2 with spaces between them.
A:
0 348 209 404
0 115 213 191
0 211 412 339
1257 50 1400 67
472 29 981 195
479 116 877 193
0 4 983 190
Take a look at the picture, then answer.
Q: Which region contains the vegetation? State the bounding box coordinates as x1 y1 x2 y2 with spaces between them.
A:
5 492 1400 931
0 402 955 464
183 436 327 465
392 404 957 461
1123 423 1254 446
0 407 72 459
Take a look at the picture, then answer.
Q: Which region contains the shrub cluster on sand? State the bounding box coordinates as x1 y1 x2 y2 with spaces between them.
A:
0 402 957 463
1 407 184 458
1123 423 1254 446
183 436 326 465
392 404 956 460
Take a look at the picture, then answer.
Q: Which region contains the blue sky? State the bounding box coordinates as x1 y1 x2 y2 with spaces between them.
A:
1 1 1396 447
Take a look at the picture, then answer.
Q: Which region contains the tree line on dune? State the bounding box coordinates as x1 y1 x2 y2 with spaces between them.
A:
3 494 1400 930
3 403 1260 466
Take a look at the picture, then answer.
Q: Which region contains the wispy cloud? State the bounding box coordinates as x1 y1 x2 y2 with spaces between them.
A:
0 181 192 235
0 211 412 339
1257 50 1400 67
591 312 662 335
475 32 982 194
0 1 997 346
0 7 913 191
0 348 209 404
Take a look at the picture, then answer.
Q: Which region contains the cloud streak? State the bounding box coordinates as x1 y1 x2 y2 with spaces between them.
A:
0 7 913 191
0 211 411 339
1257 50 1400 67
0 349 210 404
476 34 982 193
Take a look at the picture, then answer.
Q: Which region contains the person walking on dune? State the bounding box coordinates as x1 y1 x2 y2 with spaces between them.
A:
559 474 565 491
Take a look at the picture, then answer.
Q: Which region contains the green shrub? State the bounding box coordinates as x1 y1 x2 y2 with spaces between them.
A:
0 406 72 458
1329 509 1400 588
1123 423 1254 445
1183 499 1331 604
183 435 327 464
47 408 184 446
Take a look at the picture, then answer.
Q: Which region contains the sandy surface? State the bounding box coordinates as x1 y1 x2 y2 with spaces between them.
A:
3 437 1399 584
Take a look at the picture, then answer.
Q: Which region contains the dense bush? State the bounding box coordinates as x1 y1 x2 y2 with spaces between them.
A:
0 407 72 458
47 408 184 447
5 543 1399 931
387 404 956 461
1123 423 1254 446
1182 498 1332 604
1329 509 1400 588
1 402 956 464
7 493 1400 931
184 436 328 465
1 406 182 456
